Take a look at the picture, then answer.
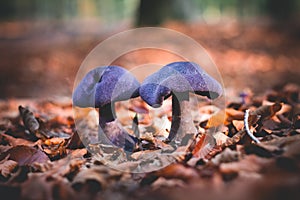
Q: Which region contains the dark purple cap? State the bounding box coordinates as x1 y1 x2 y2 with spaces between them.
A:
139 61 223 107
73 66 140 107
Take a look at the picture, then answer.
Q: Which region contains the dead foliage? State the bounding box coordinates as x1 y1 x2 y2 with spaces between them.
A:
0 85 299 200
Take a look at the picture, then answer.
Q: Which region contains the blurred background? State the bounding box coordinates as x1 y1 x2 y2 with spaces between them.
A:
0 0 299 98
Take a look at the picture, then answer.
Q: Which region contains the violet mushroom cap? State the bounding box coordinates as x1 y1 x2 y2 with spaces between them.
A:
73 66 140 151
139 61 223 142
140 62 222 107
73 66 139 108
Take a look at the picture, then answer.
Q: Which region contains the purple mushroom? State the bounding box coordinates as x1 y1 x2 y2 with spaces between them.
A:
73 66 140 151
139 61 223 145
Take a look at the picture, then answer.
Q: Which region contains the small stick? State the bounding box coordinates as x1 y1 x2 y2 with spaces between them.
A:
244 109 260 143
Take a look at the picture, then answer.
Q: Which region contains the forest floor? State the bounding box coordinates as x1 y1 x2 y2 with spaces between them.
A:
0 20 300 200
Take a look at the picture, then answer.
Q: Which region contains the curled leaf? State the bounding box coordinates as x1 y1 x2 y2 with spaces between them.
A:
41 138 68 160
251 102 282 123
19 105 50 140
191 133 216 158
0 145 50 166
0 132 34 147
0 159 18 178
206 108 245 128
19 106 39 135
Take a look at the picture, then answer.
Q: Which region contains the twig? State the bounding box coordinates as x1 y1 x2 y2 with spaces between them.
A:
244 109 260 143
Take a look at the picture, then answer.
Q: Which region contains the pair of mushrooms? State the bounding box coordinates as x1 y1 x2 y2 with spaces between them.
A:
73 62 222 152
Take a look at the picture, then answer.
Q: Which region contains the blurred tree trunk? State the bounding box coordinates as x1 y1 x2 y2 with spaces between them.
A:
135 0 192 26
265 0 296 22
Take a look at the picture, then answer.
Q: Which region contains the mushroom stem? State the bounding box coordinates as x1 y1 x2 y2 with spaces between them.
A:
98 102 138 152
98 103 116 127
168 92 198 145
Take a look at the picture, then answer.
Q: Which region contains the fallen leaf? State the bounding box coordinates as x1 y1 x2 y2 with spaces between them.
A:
205 109 226 128
41 137 68 160
0 145 11 154
282 138 300 159
261 119 280 130
0 159 18 178
21 173 75 200
0 145 50 166
151 177 185 189
0 132 35 147
211 148 240 165
156 163 199 182
219 155 272 174
283 83 299 103
191 133 216 158
276 114 292 128
67 131 84 149
232 120 245 131
206 108 245 128
19 106 39 135
293 114 300 129
72 167 107 193
251 102 282 123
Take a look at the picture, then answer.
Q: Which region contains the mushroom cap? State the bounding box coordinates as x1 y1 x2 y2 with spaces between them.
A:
139 61 223 107
73 66 140 108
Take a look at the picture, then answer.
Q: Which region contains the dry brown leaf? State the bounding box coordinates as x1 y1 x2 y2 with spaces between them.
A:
156 163 199 181
257 134 300 152
261 119 280 130
131 149 162 160
18 105 39 135
21 174 52 200
232 120 245 131
70 149 88 158
205 108 245 128
21 173 75 200
71 167 108 192
219 155 272 174
276 114 292 127
0 132 35 147
283 83 299 103
151 177 185 189
113 160 140 172
67 131 84 149
276 103 292 115
211 148 240 165
215 102 284 151
0 159 18 178
191 133 215 158
0 145 50 166
225 108 246 122
205 109 226 128
41 137 68 160
293 114 300 129
251 102 282 123
282 140 300 159
0 145 11 154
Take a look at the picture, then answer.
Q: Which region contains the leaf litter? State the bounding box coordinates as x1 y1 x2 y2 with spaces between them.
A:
0 84 299 199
